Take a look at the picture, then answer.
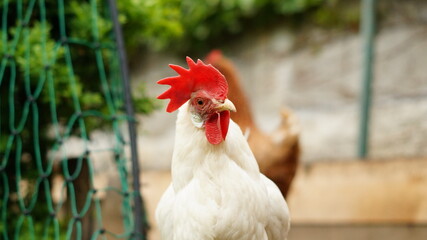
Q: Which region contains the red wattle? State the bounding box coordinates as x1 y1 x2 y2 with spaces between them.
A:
205 111 230 145
219 110 230 140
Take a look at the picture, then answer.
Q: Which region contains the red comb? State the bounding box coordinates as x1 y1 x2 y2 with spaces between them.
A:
157 57 228 113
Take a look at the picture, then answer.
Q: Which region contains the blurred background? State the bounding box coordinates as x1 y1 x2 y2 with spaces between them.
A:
1 0 427 239
136 0 427 239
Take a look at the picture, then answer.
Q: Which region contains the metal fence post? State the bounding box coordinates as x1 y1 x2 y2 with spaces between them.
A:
107 0 148 238
358 0 376 158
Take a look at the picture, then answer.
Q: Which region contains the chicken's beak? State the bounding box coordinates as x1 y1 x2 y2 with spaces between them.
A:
216 99 236 112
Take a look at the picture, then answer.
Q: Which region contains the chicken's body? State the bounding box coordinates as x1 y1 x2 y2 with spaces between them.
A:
156 103 290 240
155 57 290 240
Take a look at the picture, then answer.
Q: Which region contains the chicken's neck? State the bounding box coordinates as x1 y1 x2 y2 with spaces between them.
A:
171 102 260 191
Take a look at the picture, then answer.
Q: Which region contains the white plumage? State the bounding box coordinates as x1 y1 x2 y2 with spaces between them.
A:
156 102 290 240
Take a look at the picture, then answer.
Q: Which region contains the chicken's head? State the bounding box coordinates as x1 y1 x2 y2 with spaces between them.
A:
157 57 236 145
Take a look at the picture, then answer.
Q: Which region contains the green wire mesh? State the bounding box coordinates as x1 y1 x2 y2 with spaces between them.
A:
0 0 145 239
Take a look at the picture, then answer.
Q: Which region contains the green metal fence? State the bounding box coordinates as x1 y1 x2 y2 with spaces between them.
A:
358 0 376 159
0 0 146 239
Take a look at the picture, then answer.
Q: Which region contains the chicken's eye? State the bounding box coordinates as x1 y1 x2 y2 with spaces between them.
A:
197 99 204 106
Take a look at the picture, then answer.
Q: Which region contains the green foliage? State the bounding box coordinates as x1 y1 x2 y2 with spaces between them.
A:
275 0 324 13
133 84 161 114
0 0 358 58
0 210 68 239
113 0 328 55
8 22 65 79
1 1 157 121
311 0 360 30
3 22 77 106
68 0 112 42
117 0 183 51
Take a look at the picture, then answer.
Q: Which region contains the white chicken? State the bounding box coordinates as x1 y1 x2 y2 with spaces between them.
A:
155 57 290 240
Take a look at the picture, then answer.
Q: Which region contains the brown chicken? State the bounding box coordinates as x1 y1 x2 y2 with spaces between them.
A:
205 50 300 197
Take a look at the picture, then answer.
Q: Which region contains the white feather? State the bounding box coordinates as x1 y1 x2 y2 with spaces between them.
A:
156 102 290 240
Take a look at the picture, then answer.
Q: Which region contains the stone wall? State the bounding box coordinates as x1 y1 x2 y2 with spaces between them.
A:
134 14 427 167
